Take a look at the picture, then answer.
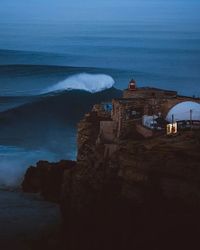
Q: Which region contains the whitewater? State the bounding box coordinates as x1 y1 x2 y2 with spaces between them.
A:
41 73 115 94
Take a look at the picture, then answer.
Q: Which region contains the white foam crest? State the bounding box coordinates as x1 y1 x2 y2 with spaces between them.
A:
41 73 115 94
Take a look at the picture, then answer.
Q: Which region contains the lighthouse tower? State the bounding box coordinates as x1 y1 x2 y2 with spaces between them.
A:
123 79 138 98
128 79 137 91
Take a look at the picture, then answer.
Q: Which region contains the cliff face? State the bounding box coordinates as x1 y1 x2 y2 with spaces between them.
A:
22 103 200 249
61 109 200 250
22 160 76 202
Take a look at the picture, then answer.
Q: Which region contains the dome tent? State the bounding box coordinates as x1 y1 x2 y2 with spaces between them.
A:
166 101 200 123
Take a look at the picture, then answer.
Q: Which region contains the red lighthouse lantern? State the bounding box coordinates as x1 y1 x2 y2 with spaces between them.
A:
129 79 137 91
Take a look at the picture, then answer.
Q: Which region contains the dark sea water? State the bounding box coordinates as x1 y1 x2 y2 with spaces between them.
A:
0 190 60 249
0 20 200 186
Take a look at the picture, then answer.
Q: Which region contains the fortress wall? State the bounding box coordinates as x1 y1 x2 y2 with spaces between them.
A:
112 88 200 139
161 97 200 117
104 144 118 158
123 89 177 99
100 121 117 142
136 124 153 138
123 90 147 99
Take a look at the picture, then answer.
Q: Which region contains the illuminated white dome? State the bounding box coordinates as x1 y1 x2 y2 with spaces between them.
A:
166 101 200 123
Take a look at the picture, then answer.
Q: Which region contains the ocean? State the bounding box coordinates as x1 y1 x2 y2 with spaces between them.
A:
0 189 60 249
0 20 200 186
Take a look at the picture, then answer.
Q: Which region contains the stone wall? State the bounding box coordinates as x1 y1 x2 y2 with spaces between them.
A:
104 143 118 158
136 124 153 138
161 96 200 117
99 121 117 143
123 88 177 99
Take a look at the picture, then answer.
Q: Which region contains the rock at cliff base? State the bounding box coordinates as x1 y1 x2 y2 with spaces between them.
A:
22 160 76 202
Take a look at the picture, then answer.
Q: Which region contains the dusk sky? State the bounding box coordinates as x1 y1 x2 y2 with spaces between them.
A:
0 0 200 23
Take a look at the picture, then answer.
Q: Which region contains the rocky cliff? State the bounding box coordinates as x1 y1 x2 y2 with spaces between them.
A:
61 110 200 250
22 107 200 250
22 160 76 202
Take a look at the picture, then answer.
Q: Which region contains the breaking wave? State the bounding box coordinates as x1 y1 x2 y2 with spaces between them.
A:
41 73 115 94
0 87 122 186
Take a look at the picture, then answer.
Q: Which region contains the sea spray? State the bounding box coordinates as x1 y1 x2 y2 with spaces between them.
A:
0 146 59 187
41 73 115 94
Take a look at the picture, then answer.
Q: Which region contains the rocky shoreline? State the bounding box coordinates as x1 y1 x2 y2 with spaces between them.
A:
22 104 200 250
22 160 76 203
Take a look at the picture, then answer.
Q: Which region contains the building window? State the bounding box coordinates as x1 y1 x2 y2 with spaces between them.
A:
167 123 177 135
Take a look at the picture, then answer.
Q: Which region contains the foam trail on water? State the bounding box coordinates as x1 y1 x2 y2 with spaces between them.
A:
41 73 115 94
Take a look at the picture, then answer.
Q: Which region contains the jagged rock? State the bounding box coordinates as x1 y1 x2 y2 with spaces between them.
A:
21 97 200 249
60 109 200 249
22 160 76 202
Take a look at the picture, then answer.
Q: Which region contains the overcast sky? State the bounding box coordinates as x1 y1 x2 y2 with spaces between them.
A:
0 0 200 24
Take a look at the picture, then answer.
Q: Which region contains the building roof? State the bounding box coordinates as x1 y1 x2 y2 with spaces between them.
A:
166 101 200 122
